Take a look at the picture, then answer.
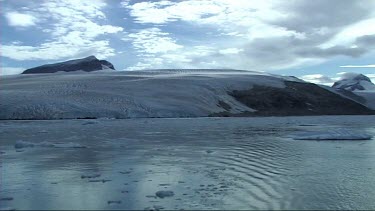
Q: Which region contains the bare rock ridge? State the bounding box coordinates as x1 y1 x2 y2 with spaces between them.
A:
22 56 115 74
215 81 374 117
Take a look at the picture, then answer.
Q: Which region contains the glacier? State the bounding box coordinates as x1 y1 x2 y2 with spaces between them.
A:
0 70 286 119
1 69 373 120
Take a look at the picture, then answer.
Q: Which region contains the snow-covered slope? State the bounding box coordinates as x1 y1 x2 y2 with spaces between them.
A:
354 91 375 110
332 73 375 91
331 73 375 109
1 70 373 120
0 70 279 119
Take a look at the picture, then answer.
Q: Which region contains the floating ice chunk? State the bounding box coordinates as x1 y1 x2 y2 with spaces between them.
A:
51 142 86 148
155 190 174 198
0 207 16 211
38 142 55 147
107 200 121 205
81 173 101 179
0 197 13 201
14 140 34 149
119 171 132 174
15 140 87 149
144 205 165 211
88 179 111 183
82 121 98 125
292 130 373 140
38 130 48 133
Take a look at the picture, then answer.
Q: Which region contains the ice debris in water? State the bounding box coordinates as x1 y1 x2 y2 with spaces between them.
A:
155 190 174 198
88 179 111 183
292 129 373 140
50 142 86 148
107 200 121 205
14 140 86 149
144 205 164 211
81 173 101 179
0 207 16 211
0 197 13 201
14 140 34 149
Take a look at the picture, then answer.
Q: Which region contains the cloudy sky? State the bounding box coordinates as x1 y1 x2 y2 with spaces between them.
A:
1 0 375 84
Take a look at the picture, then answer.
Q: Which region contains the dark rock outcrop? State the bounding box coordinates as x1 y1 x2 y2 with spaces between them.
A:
22 56 115 74
211 81 374 117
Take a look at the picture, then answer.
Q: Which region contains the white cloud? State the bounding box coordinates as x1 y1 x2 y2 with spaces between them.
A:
122 0 294 40
366 74 375 82
127 28 183 54
2 40 116 61
123 0 281 24
125 27 189 70
340 64 375 68
2 0 123 61
219 48 243 55
300 74 334 86
5 12 37 27
0 67 24 76
322 18 375 48
336 72 374 81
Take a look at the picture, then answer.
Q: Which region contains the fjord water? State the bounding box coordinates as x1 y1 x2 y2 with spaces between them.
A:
1 116 375 210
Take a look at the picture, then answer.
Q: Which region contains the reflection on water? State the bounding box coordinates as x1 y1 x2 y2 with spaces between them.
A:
1 116 375 210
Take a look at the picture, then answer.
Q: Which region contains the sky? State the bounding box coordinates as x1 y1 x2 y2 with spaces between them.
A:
1 0 375 85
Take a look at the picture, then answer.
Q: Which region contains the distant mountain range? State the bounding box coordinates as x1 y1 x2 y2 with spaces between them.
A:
1 56 374 120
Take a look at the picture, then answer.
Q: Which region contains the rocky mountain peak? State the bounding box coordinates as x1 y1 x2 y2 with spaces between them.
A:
22 56 115 74
332 73 374 91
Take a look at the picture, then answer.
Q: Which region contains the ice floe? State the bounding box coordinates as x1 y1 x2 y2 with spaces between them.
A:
14 140 35 149
0 207 16 211
88 179 111 183
50 142 86 148
81 173 101 179
292 130 373 140
155 190 174 198
0 197 13 201
14 140 86 149
107 200 121 205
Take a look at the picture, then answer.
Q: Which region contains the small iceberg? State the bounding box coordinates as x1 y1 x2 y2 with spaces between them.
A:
81 173 101 179
292 129 373 140
14 140 35 149
155 190 174 198
50 142 86 148
107 200 121 205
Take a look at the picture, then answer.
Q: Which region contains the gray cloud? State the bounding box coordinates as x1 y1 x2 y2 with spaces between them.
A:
273 0 374 32
356 35 375 47
295 46 366 58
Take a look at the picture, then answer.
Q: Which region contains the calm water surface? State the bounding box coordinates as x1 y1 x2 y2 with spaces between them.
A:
0 116 375 210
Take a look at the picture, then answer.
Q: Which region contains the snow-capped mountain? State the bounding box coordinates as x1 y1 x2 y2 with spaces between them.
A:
22 55 115 74
332 73 375 91
1 69 373 120
331 73 375 110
